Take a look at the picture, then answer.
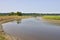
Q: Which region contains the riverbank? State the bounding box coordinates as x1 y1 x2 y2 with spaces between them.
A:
0 32 20 40
42 16 60 24
0 16 32 40
0 16 32 24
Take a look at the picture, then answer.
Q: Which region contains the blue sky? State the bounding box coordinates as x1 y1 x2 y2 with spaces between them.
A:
0 0 60 13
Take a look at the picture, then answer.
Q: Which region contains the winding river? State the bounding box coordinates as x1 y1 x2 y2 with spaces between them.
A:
1 17 60 40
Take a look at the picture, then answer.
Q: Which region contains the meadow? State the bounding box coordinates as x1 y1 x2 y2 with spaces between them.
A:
42 16 60 20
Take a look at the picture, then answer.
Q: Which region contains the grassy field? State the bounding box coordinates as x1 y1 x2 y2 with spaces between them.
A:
42 16 60 24
42 16 60 20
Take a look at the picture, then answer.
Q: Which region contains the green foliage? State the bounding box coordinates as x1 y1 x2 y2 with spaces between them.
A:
11 12 14 15
9 12 15 16
16 11 22 16
0 12 60 16
8 12 22 16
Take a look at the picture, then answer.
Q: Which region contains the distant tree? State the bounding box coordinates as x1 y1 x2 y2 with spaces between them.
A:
16 11 22 16
9 12 15 16
8 13 11 16
11 12 15 15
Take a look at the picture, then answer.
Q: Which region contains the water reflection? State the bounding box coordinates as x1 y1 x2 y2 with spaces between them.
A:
0 24 5 35
0 24 4 32
16 19 22 24
2 17 60 40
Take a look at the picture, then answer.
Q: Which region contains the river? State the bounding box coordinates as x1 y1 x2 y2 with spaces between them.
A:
2 17 60 40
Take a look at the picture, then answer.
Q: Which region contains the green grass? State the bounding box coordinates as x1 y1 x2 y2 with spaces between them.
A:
42 16 60 20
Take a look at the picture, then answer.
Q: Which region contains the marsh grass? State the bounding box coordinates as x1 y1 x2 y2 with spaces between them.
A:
0 35 5 40
42 16 60 20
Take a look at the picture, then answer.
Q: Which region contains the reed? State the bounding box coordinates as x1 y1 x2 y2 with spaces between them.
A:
0 35 5 40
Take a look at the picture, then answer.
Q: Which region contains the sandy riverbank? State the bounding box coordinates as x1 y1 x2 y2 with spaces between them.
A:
0 16 32 40
42 18 60 24
0 16 32 24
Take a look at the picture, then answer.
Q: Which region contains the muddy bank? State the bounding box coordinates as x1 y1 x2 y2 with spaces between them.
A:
0 16 32 24
42 18 60 24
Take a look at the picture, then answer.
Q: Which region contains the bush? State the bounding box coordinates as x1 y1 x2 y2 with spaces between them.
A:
16 12 22 16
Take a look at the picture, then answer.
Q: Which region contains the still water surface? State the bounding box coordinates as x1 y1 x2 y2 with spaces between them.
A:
2 17 60 40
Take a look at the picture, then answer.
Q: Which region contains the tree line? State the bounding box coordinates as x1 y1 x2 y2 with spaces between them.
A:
9 12 22 16
0 12 60 16
0 12 22 16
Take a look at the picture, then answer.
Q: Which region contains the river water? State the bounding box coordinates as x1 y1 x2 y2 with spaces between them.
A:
2 17 60 40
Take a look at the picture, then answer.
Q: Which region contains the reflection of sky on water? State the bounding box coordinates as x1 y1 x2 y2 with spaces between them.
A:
2 17 60 40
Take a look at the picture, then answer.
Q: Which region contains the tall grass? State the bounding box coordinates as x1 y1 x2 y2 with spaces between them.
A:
0 35 5 40
0 16 32 24
42 16 60 20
